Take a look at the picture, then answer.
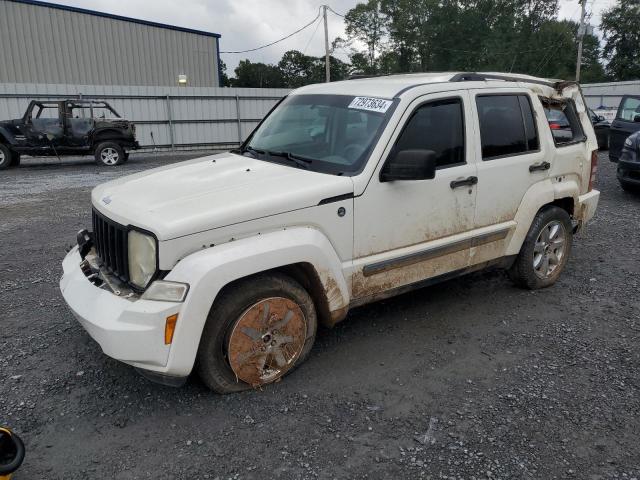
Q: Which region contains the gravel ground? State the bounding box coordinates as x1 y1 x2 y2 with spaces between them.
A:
1 151 639 480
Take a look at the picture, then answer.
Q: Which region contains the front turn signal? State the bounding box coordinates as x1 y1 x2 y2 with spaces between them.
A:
164 314 178 345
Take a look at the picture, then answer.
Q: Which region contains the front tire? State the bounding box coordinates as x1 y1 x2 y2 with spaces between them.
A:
95 141 125 166
197 273 317 394
508 206 573 289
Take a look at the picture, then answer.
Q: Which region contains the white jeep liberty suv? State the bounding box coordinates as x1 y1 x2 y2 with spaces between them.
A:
60 72 600 393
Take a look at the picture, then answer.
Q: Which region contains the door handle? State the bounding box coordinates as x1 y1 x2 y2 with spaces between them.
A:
529 161 551 172
450 176 478 189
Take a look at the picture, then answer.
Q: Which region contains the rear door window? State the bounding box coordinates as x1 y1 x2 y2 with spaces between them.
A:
617 96 640 123
542 99 585 146
476 94 539 160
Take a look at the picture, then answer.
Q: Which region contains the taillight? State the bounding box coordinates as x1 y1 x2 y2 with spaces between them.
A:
549 123 562 130
589 150 598 191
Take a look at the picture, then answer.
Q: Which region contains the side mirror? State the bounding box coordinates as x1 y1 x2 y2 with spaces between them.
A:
380 149 437 182
633 114 640 123
598 115 606 122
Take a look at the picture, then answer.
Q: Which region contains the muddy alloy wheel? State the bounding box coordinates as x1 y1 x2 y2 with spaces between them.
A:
227 297 307 386
508 205 573 290
532 220 567 279
197 273 317 394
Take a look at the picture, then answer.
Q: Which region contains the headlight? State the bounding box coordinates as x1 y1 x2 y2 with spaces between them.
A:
128 230 157 289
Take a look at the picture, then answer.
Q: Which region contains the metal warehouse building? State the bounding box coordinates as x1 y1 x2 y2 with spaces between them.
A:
0 0 222 87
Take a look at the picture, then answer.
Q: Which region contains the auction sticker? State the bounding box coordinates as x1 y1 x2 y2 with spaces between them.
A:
348 96 392 113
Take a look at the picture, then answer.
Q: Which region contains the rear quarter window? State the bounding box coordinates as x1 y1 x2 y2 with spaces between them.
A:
541 98 586 146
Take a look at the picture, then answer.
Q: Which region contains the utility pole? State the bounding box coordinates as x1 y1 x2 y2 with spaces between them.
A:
575 0 587 82
323 5 331 82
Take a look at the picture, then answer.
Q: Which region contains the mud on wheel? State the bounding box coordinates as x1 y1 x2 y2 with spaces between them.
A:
508 205 573 289
197 273 317 394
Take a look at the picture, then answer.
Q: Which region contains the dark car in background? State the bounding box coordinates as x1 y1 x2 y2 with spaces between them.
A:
609 95 640 162
616 131 640 192
0 100 139 170
589 109 610 150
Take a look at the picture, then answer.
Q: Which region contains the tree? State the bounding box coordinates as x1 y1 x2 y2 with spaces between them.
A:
601 0 640 81
218 59 230 87
230 60 286 88
343 0 387 73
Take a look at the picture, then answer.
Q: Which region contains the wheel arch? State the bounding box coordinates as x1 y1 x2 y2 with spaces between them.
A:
160 227 350 377
506 180 579 256
92 129 127 146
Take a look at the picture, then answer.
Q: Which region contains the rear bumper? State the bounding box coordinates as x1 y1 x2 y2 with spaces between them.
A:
576 190 600 227
60 247 185 380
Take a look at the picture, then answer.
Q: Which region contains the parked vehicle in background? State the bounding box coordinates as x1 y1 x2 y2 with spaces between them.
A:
589 108 610 150
0 100 139 170
544 105 609 150
60 72 600 393
617 131 640 192
609 95 640 162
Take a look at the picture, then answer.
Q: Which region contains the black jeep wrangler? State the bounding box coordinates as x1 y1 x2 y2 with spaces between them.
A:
0 100 139 169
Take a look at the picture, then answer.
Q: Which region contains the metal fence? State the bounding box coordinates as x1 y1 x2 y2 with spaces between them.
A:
0 83 291 151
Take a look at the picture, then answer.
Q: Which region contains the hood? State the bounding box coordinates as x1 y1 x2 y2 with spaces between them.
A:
92 152 354 240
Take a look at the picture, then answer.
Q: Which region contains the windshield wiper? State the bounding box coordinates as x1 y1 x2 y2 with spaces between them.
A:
236 145 265 158
266 150 313 170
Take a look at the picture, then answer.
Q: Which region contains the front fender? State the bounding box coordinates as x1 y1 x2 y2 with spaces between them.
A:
162 227 350 376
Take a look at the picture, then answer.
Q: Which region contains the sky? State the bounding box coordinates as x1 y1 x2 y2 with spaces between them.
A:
48 0 617 74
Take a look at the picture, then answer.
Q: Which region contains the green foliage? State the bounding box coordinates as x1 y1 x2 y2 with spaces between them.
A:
230 52 350 88
601 0 640 81
341 0 608 81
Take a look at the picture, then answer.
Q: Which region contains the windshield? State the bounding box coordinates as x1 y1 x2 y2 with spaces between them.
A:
243 94 396 175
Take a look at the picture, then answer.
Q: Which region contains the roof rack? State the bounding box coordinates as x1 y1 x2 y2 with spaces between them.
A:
450 72 554 87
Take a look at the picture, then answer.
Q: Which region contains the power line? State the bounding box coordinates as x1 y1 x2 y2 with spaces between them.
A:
220 9 321 54
302 16 323 55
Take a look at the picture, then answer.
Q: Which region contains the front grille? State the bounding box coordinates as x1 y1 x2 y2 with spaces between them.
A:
92 209 129 282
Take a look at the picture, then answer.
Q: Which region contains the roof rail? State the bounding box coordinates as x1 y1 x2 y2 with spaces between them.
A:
450 72 554 87
348 73 394 80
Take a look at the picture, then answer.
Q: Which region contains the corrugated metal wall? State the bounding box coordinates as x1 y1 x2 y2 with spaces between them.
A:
0 83 291 151
582 81 640 110
0 0 220 87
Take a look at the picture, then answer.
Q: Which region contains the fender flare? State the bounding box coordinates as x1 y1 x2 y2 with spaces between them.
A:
162 227 350 376
505 179 580 256
92 129 126 145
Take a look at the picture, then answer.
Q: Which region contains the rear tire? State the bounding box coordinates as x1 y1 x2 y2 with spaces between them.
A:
0 144 12 170
197 273 317 394
508 206 573 290
95 141 125 166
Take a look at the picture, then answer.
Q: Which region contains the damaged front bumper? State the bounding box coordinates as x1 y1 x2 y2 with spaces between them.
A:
60 246 187 385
